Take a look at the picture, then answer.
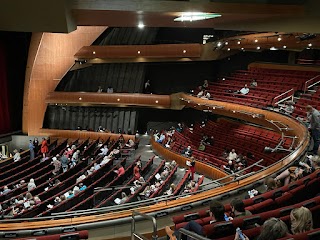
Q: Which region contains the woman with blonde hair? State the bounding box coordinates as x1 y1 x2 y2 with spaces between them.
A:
290 207 313 234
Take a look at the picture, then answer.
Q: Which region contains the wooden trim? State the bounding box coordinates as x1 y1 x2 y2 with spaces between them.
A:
38 128 135 141
75 44 201 59
46 92 171 109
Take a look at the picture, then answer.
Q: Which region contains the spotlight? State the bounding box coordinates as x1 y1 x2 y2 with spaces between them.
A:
227 48 231 51
92 51 96 55
283 45 287 49
256 46 261 50
237 41 241 45
183 50 187 53
138 23 145 29
225 41 228 45
277 37 282 41
137 51 141 54
308 43 312 47
254 39 258 43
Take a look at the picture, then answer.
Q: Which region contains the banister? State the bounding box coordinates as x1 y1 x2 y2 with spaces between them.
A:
271 88 294 106
304 75 320 93
131 211 157 240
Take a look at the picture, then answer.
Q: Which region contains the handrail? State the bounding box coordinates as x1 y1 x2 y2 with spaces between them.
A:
131 211 157 240
178 228 211 240
271 88 294 106
304 75 320 93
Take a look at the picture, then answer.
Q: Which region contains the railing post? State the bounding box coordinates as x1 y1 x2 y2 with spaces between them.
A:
131 211 158 240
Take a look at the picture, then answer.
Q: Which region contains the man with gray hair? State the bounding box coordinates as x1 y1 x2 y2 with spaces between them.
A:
306 105 320 154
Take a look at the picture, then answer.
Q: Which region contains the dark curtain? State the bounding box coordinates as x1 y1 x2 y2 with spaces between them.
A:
0 42 10 134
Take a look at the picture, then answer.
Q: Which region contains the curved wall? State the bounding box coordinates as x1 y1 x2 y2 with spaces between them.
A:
22 27 107 136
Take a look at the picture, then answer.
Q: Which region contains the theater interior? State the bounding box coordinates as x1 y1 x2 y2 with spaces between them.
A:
0 0 320 239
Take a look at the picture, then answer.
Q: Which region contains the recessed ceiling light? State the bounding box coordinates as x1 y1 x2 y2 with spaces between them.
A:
283 45 287 49
225 41 228 45
237 41 241 45
183 50 187 53
138 23 145 29
227 48 231 51
92 51 96 54
117 98 120 101
277 37 282 41
174 12 222 22
137 51 141 54
155 100 159 103
254 39 258 43
79 97 82 100
256 46 261 50
308 43 312 47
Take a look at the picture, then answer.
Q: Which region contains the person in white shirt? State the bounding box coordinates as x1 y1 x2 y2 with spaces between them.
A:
125 139 135 148
197 90 204 98
201 90 211 99
28 179 36 191
13 149 21 162
228 149 237 161
239 84 250 95
100 156 111 166
107 86 113 93
98 145 109 156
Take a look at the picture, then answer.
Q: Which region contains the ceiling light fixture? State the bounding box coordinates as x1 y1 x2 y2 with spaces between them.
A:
137 51 141 54
217 42 222 47
308 43 312 47
227 48 231 51
225 42 228 45
254 39 258 43
257 46 261 50
174 12 222 22
270 47 278 50
183 50 187 53
277 37 282 41
237 41 241 45
117 98 120 101
283 45 287 49
92 51 96 54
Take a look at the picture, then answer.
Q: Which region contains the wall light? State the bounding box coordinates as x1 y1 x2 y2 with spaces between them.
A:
137 51 141 54
308 43 312 47
237 41 241 45
283 45 287 49
277 37 282 41
227 48 231 51
79 97 82 100
92 51 96 54
155 100 159 103
117 98 120 101
183 50 187 53
138 23 145 29
254 39 258 43
256 46 261 50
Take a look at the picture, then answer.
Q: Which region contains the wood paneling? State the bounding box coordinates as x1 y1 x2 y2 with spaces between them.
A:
23 27 107 136
74 44 201 59
46 92 171 109
39 129 134 141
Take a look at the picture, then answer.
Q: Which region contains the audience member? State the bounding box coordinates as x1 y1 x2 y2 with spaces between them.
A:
201 90 211 99
27 179 36 192
29 140 35 160
98 145 109 156
306 105 320 154
97 86 103 93
107 86 114 93
60 153 69 172
2 186 11 195
237 84 250 95
250 79 258 87
133 162 141 180
202 79 209 89
51 157 61 175
280 101 295 115
290 206 313 234
182 146 193 157
264 177 278 191
79 183 87 191
228 149 237 161
114 165 125 177
165 200 226 240
229 198 252 220
41 138 49 159
13 149 21 162
144 80 151 93
256 218 289 240
33 137 39 154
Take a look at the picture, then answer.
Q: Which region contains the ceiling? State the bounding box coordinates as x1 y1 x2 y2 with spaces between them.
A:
1 0 320 34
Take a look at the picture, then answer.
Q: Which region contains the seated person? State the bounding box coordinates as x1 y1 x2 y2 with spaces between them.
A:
198 140 206 151
114 165 125 177
235 84 250 95
97 86 103 93
183 181 196 193
164 184 176 195
107 86 114 93
125 139 135 148
98 145 109 156
165 200 226 240
280 101 295 115
157 132 166 143
197 88 204 98
181 146 193 157
264 177 279 192
134 177 145 187
202 79 209 89
290 207 313 234
79 183 87 191
228 149 237 161
201 90 211 99
250 79 258 87
176 123 183 133
119 192 128 204
229 198 252 220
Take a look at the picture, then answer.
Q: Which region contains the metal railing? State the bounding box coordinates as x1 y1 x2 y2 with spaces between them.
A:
177 228 211 240
304 75 320 93
271 88 294 106
131 211 157 240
